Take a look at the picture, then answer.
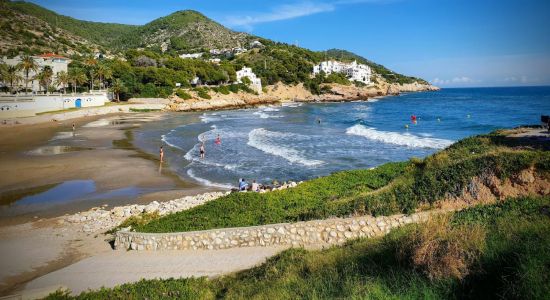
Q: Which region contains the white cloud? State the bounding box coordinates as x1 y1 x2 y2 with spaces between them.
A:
451 76 473 83
224 2 335 29
223 0 398 30
431 76 478 86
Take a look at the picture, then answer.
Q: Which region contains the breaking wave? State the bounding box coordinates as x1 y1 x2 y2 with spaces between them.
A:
247 128 323 166
346 124 453 149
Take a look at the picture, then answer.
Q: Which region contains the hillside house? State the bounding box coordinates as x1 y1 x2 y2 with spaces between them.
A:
313 60 372 84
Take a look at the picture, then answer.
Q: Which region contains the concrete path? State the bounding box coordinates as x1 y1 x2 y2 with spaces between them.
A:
23 246 287 296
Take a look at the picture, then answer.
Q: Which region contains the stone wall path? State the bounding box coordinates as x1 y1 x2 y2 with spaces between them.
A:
22 246 286 296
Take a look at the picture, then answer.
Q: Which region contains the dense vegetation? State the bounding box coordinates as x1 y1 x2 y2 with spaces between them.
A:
137 130 550 233
3 0 135 51
325 49 429 85
1 1 430 98
47 195 550 299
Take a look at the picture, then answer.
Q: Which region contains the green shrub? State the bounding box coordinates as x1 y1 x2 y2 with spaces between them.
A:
197 89 212 99
175 88 191 100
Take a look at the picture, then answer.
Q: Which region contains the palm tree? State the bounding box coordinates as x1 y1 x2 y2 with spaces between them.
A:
83 56 98 91
17 55 38 94
110 78 125 102
69 68 87 93
36 66 53 94
3 65 23 93
55 70 70 94
96 64 112 90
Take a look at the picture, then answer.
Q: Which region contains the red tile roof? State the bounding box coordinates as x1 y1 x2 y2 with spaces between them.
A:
36 53 69 59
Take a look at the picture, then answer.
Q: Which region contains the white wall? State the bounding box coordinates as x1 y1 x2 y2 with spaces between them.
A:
0 92 109 118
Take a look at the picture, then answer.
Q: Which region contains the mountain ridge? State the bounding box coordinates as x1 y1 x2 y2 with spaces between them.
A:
1 0 431 88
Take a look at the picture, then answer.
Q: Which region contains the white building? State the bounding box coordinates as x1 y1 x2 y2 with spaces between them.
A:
236 67 262 94
312 60 372 84
1 53 71 92
179 53 203 59
0 91 109 118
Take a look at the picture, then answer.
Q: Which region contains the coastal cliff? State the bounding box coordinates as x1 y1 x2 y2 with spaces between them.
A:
167 80 439 112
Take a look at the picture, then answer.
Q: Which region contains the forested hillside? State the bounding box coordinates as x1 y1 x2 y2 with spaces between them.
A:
1 0 433 99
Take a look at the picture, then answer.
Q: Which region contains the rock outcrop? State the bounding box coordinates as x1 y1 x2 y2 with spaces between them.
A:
168 80 439 112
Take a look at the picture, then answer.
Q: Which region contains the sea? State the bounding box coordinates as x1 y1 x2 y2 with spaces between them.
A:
133 86 550 189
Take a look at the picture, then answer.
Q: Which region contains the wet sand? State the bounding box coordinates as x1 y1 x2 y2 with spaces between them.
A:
0 112 216 225
0 111 225 295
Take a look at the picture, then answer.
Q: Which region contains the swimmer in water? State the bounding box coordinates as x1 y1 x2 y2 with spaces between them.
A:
215 134 221 145
200 142 205 159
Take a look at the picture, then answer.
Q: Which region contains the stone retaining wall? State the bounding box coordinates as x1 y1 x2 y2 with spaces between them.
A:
115 210 441 251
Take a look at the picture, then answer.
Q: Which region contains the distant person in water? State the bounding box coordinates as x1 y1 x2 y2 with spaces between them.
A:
159 146 164 162
215 134 221 145
200 143 205 159
317 117 321 124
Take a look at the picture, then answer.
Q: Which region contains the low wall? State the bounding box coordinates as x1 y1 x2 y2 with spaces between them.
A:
0 92 108 117
115 211 438 251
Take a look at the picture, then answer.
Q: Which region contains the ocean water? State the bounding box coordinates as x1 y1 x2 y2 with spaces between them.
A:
134 86 550 188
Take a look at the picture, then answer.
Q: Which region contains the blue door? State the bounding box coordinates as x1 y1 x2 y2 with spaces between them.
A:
75 98 82 108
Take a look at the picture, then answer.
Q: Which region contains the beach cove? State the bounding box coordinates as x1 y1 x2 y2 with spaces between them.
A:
0 86 549 297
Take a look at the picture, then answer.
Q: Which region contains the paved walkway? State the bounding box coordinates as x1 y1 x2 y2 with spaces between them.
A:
22 246 286 296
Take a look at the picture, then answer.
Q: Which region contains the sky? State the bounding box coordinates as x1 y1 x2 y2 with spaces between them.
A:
28 0 550 88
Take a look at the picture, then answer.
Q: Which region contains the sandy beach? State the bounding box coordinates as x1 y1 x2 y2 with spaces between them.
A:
0 109 223 295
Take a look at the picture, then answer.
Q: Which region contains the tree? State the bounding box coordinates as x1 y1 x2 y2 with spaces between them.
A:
83 56 98 91
55 70 70 94
96 63 112 90
36 66 53 94
69 68 87 93
17 55 38 94
110 78 126 102
3 65 23 93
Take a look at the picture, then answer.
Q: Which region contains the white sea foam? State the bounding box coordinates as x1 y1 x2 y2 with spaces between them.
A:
247 128 323 166
262 106 280 112
183 144 239 171
281 102 302 107
161 134 183 150
369 99 379 103
346 125 453 149
186 168 234 189
82 119 110 127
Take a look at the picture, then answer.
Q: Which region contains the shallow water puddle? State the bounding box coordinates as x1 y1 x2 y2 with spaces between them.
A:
26 145 93 156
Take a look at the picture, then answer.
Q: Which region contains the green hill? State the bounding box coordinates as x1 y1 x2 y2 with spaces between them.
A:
1 0 433 97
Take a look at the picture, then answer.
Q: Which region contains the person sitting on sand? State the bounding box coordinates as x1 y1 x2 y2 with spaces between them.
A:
239 178 248 191
159 146 164 162
200 143 205 159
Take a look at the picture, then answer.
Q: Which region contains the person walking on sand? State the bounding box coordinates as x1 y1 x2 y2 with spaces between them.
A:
72 123 75 132
200 142 205 159
159 146 164 162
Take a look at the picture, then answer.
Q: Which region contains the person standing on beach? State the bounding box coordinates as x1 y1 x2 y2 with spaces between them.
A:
159 146 164 162
200 143 205 159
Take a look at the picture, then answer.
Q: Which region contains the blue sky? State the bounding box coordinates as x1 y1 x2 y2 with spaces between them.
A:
29 0 550 87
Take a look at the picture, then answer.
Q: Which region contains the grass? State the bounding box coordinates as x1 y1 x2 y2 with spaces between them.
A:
137 161 408 232
137 130 550 233
46 195 550 299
